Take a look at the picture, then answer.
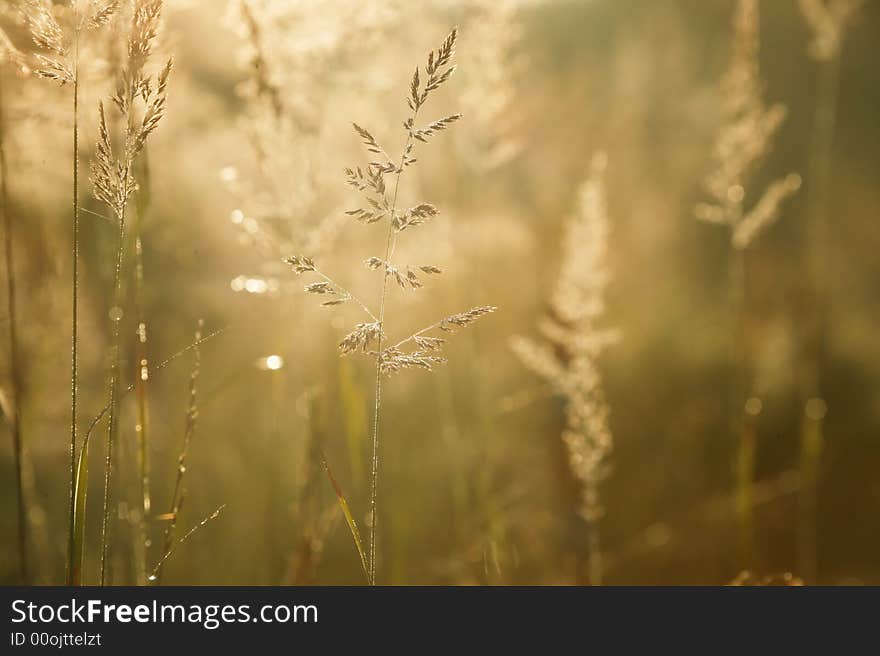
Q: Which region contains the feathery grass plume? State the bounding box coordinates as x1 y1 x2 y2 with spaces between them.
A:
224 0 400 293
799 0 864 62
511 153 616 585
694 0 801 569
694 0 801 251
285 27 496 584
23 0 120 586
90 0 171 585
458 0 523 172
796 0 863 584
153 319 203 585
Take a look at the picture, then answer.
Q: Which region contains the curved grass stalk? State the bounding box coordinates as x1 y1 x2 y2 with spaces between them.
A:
154 319 203 585
70 424 91 585
149 505 225 583
83 327 225 449
321 449 369 581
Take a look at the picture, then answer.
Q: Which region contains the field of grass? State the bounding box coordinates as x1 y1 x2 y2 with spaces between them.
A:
1 0 878 586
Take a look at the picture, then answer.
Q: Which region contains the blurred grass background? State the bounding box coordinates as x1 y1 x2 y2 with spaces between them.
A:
1 0 879 585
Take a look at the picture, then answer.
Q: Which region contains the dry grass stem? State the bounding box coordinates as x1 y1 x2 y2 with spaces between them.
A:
24 0 120 585
149 505 225 583
154 319 203 585
90 0 171 585
286 27 496 584
695 0 802 568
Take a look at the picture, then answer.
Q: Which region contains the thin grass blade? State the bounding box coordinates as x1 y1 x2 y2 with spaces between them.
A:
71 434 90 586
320 449 369 582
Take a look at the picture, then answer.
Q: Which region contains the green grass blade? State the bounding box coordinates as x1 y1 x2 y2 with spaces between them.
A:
71 434 90 586
320 449 369 583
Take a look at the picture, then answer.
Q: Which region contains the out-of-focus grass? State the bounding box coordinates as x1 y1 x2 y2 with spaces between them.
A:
0 0 879 585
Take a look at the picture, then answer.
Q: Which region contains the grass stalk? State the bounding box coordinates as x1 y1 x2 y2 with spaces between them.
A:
367 108 418 586
98 109 136 586
286 28 477 585
154 319 203 585
133 157 152 586
99 200 127 585
797 48 841 585
510 154 613 585
90 1 172 585
22 0 127 587
321 448 369 582
586 520 602 586
66 27 80 587
148 506 225 583
729 245 754 568
691 0 800 573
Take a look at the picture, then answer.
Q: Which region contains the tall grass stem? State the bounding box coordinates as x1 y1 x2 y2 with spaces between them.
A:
368 108 418 585
99 203 127 585
66 28 80 586
798 51 841 584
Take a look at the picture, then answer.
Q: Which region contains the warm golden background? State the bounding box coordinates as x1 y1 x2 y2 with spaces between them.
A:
1 0 878 585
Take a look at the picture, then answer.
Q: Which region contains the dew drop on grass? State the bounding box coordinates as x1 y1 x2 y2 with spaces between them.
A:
109 306 123 321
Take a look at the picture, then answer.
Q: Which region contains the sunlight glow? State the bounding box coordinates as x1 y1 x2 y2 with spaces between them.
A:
257 354 284 371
